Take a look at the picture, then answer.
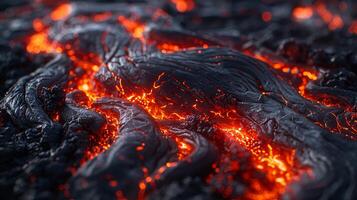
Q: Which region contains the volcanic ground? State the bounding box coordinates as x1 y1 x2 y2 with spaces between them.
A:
0 0 357 200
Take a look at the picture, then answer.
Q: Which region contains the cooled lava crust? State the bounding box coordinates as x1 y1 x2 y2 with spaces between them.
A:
0 1 357 200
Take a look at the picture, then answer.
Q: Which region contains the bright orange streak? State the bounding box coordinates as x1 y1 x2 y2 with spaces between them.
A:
158 43 180 53
157 43 209 53
93 12 112 22
118 16 145 39
171 0 195 13
50 3 72 21
293 6 314 21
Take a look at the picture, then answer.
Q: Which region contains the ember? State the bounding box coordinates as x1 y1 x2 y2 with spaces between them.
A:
293 6 314 21
0 1 357 200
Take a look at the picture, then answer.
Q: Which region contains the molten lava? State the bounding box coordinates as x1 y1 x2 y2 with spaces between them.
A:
118 16 146 40
171 0 195 13
293 6 314 21
50 3 72 21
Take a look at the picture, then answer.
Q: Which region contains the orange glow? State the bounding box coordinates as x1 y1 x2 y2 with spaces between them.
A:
161 127 194 160
293 6 314 20
93 12 112 22
316 3 344 30
26 32 62 54
157 43 180 53
27 16 63 54
79 83 89 92
32 18 45 32
118 16 145 40
109 180 118 187
329 15 344 30
52 113 60 122
302 71 317 80
176 139 193 160
50 3 72 21
171 0 195 13
205 116 305 199
157 42 210 53
116 72 186 121
222 127 294 180
349 21 357 34
262 11 272 22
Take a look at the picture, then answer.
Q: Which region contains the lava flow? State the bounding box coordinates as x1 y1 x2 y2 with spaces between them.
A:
1 1 357 200
24 3 309 199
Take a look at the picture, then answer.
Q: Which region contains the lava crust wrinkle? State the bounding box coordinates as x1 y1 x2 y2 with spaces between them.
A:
109 48 357 199
69 98 215 199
